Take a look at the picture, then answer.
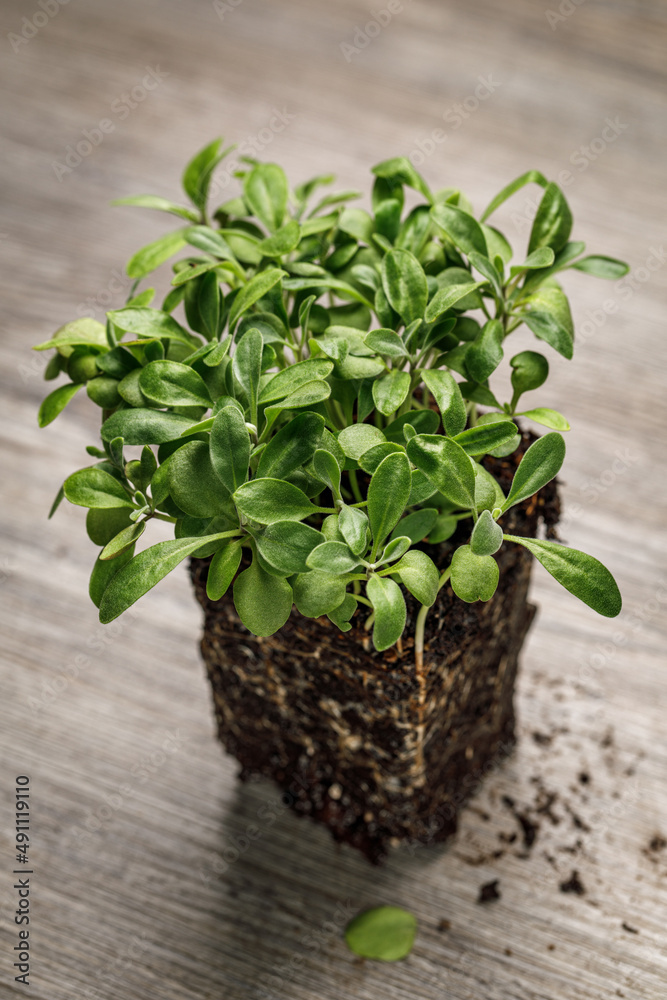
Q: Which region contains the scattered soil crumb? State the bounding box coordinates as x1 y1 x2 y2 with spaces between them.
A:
648 835 666 853
532 731 553 746
504 947 512 956
547 943 556 951
601 728 614 749
564 803 591 833
559 870 586 896
498 831 517 844
437 918 451 932
578 772 590 785
622 922 639 934
501 795 539 849
478 880 501 904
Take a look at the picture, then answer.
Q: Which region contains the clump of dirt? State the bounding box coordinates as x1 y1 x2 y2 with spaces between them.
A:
478 879 501 903
559 870 586 896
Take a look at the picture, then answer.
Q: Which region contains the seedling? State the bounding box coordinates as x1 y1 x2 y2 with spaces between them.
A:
36 142 626 664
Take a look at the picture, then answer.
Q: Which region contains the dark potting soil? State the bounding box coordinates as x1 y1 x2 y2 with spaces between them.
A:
190 430 560 862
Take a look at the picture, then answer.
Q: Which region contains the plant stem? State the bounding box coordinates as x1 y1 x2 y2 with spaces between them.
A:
348 469 363 504
414 567 452 671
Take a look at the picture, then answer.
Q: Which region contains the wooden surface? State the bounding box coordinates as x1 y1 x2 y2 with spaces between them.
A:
1 1 666 997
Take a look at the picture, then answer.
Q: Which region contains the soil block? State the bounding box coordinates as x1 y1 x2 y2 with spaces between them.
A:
190 431 560 863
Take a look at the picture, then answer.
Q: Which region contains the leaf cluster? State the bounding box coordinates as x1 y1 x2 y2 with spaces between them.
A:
36 143 624 652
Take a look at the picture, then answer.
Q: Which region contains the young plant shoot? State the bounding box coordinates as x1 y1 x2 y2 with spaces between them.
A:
36 142 625 663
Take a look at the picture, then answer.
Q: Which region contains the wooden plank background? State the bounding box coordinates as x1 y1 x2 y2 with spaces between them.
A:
1 1 666 997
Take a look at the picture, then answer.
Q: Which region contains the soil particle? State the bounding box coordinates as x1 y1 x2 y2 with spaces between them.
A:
532 731 553 746
648 835 666 853
578 772 591 785
501 795 538 849
559 870 586 895
437 918 451 932
622 922 639 934
564 803 591 833
547 944 556 951
478 880 501 903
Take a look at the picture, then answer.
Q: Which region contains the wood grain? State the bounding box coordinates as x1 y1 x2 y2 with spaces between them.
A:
1 0 666 997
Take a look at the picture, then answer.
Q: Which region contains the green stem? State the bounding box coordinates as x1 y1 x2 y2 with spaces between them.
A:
348 469 363 504
414 567 452 670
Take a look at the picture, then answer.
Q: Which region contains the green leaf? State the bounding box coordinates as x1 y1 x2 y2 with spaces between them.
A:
367 452 412 548
233 551 293 635
229 268 285 329
101 409 195 445
112 194 200 223
422 370 466 436
466 319 504 383
34 318 108 354
406 435 476 509
64 467 135 509
367 575 406 651
378 536 411 565
431 203 487 256
519 408 570 431
258 220 301 256
293 570 347 618
208 406 250 498
470 509 503 556
480 170 548 222
259 359 334 404
307 541 359 575
345 906 417 962
503 536 621 617
372 371 411 417
570 254 629 279
358 442 405 475
99 532 235 622
519 283 574 359
424 281 486 323
502 432 565 512
182 138 224 212
452 420 519 456
393 550 439 606
232 328 263 424
244 163 289 233
90 545 135 609
389 508 438 545
339 505 370 556
509 247 555 277
264 380 331 425
108 307 200 348
528 182 573 255
258 412 325 481
384 410 439 443
168 440 230 517
337 426 384 463
429 513 457 543
381 249 428 326
206 539 243 600
100 521 146 560
364 328 409 358
312 448 341 498
126 229 188 280
473 462 505 512
510 351 549 399
254 521 322 575
38 382 82 427
139 360 212 408
327 593 357 632
450 545 499 602
233 478 317 524
86 507 134 546
372 156 432 201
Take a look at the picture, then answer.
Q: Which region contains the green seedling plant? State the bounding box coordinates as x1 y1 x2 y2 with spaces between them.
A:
36 141 626 666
